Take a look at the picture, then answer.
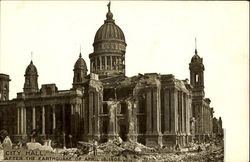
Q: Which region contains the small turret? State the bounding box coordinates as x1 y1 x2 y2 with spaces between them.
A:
73 51 88 89
189 38 205 98
23 60 39 93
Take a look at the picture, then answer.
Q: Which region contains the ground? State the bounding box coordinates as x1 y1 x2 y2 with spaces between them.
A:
0 140 224 161
76 140 224 162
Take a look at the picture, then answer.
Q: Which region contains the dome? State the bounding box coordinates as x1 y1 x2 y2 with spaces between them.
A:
93 3 125 45
191 48 202 63
191 54 201 63
25 61 38 75
74 53 87 70
94 23 125 44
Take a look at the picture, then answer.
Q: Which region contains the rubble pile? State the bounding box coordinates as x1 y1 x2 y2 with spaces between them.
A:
0 139 224 161
98 138 125 154
26 142 54 152
97 137 155 156
0 147 3 161
205 147 224 162
57 148 81 157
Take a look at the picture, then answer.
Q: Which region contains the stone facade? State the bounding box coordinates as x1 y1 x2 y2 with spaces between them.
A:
0 3 222 147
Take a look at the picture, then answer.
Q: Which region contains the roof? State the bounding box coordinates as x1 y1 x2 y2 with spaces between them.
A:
93 3 125 45
25 61 38 76
74 53 87 70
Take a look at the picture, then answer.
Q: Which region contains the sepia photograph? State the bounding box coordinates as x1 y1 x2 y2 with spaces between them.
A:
0 1 249 161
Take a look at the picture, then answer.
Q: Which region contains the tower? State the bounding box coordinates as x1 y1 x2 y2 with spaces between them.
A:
23 60 39 93
189 39 205 99
89 2 126 78
0 74 11 101
73 52 88 89
189 39 206 142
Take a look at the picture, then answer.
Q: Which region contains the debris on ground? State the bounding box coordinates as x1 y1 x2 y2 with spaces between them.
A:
26 142 54 152
0 136 224 162
0 149 3 161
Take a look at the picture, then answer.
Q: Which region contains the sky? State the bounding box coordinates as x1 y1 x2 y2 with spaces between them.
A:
0 1 249 161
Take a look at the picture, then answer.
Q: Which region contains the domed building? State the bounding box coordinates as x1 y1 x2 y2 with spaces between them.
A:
89 3 126 78
0 2 223 148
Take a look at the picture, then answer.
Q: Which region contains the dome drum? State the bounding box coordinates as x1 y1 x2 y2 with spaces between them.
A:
90 54 125 77
93 41 126 53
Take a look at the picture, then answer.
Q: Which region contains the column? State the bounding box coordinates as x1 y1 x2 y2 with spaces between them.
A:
42 106 45 135
152 88 161 134
178 91 181 133
108 101 116 136
83 99 88 136
164 88 170 133
100 56 102 70
113 57 116 70
71 104 75 135
32 106 36 130
94 93 100 136
62 104 65 133
201 106 204 134
146 89 152 134
110 56 113 70
52 105 56 130
89 92 94 135
20 107 24 134
170 88 178 133
115 56 118 70
126 100 135 141
91 59 93 72
134 99 139 134
206 108 208 133
181 92 185 133
204 108 206 134
23 107 26 134
104 56 108 70
75 104 79 136
186 95 190 134
17 108 20 134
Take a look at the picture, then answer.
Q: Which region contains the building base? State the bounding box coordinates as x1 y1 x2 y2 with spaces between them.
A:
145 133 162 148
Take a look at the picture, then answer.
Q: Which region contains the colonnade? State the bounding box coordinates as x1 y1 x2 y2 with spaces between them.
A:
91 55 123 72
161 88 192 145
16 102 83 138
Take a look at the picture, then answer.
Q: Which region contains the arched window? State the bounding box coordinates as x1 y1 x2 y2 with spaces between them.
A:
195 74 199 82
97 58 100 69
26 79 30 85
77 73 81 82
